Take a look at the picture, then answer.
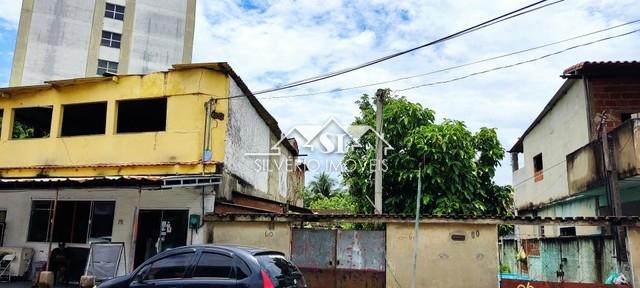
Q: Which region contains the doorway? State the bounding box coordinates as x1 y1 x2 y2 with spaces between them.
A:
133 209 188 268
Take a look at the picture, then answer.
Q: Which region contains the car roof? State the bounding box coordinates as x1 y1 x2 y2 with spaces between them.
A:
183 244 285 256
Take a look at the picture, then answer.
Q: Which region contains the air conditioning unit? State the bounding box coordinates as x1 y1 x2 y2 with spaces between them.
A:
0 247 34 277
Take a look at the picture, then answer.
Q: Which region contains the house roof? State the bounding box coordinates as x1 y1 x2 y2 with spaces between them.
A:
509 61 640 153
508 78 576 152
562 61 640 77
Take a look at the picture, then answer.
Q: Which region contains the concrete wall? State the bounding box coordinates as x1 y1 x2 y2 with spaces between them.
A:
0 187 212 273
0 69 229 177
223 78 270 194
127 0 189 74
516 80 591 209
10 0 196 85
386 223 498 288
16 0 96 85
211 222 292 257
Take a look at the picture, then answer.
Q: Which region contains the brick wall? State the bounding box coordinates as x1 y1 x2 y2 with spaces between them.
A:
589 76 640 138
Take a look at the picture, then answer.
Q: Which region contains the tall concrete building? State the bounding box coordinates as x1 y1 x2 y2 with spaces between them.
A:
9 0 196 86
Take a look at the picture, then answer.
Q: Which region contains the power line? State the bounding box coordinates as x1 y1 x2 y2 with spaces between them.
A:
512 160 566 188
394 28 640 92
247 0 564 96
249 20 640 100
252 28 640 100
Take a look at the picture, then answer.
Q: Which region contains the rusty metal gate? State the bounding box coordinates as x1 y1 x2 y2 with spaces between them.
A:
291 229 385 288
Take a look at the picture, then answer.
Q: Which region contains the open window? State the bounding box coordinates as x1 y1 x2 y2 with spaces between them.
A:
61 102 107 136
117 98 167 133
12 106 53 139
533 153 544 182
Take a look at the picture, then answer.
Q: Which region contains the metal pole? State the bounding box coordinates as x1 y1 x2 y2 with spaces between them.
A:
374 89 386 214
411 167 422 288
46 187 59 271
599 112 627 263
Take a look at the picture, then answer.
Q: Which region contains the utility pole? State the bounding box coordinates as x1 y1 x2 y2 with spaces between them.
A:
374 89 387 215
598 111 627 263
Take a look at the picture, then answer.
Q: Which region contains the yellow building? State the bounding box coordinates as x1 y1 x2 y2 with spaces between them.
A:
0 62 304 272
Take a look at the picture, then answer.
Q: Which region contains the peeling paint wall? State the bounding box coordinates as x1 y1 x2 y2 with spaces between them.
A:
223 78 270 194
386 223 498 288
211 222 292 257
628 227 640 287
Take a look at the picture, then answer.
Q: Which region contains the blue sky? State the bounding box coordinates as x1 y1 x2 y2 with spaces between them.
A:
1 0 640 186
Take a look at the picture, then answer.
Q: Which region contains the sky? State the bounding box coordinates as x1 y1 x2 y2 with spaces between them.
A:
0 0 639 186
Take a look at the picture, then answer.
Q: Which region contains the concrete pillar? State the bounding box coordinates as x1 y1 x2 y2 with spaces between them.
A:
628 227 640 287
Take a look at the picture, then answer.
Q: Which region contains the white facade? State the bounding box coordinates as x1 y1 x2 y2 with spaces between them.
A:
513 79 591 209
10 0 196 86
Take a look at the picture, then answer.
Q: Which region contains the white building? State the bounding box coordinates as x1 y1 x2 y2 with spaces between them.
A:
9 0 196 86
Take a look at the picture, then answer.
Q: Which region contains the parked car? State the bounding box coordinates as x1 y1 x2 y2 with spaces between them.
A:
98 245 306 288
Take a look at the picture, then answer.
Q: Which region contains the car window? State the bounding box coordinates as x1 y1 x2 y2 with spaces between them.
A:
193 252 234 278
235 258 251 279
256 254 305 288
145 252 195 280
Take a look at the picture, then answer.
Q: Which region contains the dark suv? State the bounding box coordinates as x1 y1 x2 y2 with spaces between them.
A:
98 245 306 288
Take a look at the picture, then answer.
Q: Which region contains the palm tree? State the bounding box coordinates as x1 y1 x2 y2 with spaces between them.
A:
308 172 337 197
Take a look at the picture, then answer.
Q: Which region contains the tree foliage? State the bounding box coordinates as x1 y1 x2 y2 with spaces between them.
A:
307 172 337 198
342 93 514 217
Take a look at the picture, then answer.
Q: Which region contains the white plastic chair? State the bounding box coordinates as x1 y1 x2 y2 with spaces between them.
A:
0 254 15 282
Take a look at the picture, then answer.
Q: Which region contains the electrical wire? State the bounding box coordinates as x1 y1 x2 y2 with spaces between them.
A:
393 28 640 92
252 28 640 100
243 19 640 100
246 0 564 96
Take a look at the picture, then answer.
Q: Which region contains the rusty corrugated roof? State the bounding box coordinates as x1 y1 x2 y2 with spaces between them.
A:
0 160 219 171
563 60 640 76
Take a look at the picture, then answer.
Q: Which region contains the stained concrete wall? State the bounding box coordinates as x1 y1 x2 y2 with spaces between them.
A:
0 187 213 274
211 222 292 257
386 223 498 288
128 0 189 74
516 80 591 209
17 0 96 85
223 78 270 194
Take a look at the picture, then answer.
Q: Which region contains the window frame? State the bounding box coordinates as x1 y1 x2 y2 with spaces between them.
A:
105 3 125 21
11 106 54 140
192 251 236 279
143 252 196 281
100 30 122 49
97 59 119 75
26 200 116 243
116 98 168 133
533 153 544 182
60 101 108 137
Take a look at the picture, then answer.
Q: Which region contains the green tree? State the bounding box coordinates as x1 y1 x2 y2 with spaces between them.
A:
342 93 514 217
307 172 337 197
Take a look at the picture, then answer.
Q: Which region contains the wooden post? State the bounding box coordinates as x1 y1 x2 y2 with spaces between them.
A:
45 187 59 271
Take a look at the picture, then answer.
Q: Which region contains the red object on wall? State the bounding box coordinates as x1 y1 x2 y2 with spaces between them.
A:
501 279 624 288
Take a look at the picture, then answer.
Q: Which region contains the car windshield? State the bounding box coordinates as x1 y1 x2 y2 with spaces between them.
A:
256 254 305 288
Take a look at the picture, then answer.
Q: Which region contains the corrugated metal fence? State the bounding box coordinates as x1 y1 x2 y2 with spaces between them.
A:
291 229 386 288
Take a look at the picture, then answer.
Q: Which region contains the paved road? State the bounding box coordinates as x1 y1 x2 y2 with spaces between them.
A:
0 281 79 287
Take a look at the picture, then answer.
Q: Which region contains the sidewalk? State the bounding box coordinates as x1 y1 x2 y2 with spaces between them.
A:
0 281 79 288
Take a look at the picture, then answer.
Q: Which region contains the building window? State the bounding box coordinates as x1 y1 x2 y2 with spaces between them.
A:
105 3 125 20
61 102 108 136
12 106 53 139
97 59 118 75
533 153 544 182
27 200 115 243
101 31 122 49
117 98 167 133
559 227 576 237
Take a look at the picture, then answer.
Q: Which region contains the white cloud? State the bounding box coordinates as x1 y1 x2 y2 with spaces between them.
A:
193 0 640 186
0 0 21 29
